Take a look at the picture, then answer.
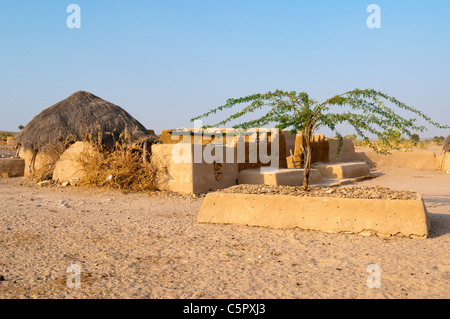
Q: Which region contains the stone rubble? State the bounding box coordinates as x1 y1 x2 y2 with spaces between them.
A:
219 184 418 200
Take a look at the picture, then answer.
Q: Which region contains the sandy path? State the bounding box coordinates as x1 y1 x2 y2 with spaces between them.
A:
0 166 449 299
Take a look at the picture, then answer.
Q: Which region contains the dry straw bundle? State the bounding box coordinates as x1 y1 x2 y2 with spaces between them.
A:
76 130 159 192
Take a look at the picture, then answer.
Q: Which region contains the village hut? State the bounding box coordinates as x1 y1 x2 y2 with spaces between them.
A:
444 135 450 153
16 91 159 176
441 134 450 171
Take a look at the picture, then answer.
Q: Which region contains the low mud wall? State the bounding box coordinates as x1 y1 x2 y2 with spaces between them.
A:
198 192 430 238
0 158 25 177
356 151 439 170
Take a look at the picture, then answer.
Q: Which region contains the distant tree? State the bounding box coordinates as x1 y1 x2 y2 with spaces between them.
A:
18 125 24 130
432 136 445 145
410 133 420 143
191 89 449 190
344 134 357 141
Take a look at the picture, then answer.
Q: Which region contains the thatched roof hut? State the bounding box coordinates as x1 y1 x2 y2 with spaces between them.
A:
444 135 450 153
16 91 159 177
16 91 158 152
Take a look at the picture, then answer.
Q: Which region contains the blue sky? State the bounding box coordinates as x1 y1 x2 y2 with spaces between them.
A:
1 0 449 138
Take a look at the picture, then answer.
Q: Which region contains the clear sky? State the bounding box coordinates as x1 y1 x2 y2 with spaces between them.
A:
1 0 449 138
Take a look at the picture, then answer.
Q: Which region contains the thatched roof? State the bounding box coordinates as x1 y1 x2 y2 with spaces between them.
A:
16 91 159 151
444 135 450 152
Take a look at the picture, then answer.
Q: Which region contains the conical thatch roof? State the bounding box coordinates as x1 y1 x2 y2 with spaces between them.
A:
444 135 450 152
16 91 159 151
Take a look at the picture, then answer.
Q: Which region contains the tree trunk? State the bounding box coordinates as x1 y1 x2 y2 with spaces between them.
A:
143 141 148 164
303 134 312 191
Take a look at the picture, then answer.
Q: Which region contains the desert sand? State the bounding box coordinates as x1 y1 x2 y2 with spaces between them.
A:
0 165 449 299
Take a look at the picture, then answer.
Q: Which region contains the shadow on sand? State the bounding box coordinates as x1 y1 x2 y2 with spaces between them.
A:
423 195 450 238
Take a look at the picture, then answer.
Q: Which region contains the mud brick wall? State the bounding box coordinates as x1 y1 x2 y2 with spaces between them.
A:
160 128 287 170
288 134 329 167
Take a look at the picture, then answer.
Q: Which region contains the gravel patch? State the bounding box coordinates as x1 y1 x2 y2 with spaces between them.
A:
218 184 418 200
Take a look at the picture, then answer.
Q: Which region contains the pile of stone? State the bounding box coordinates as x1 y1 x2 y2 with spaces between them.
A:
219 184 418 200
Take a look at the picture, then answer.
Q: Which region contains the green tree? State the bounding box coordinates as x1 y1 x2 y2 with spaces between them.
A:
379 127 403 149
432 136 445 145
191 89 448 190
18 125 24 130
410 133 420 144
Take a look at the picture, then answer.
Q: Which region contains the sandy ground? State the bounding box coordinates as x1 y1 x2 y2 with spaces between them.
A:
0 166 449 299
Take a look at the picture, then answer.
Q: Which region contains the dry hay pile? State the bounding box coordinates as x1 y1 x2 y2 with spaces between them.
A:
75 132 158 192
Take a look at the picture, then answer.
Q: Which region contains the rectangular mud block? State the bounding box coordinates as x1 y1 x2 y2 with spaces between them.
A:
313 162 370 179
198 192 430 238
151 143 239 194
0 158 25 177
238 168 322 186
6 136 16 146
